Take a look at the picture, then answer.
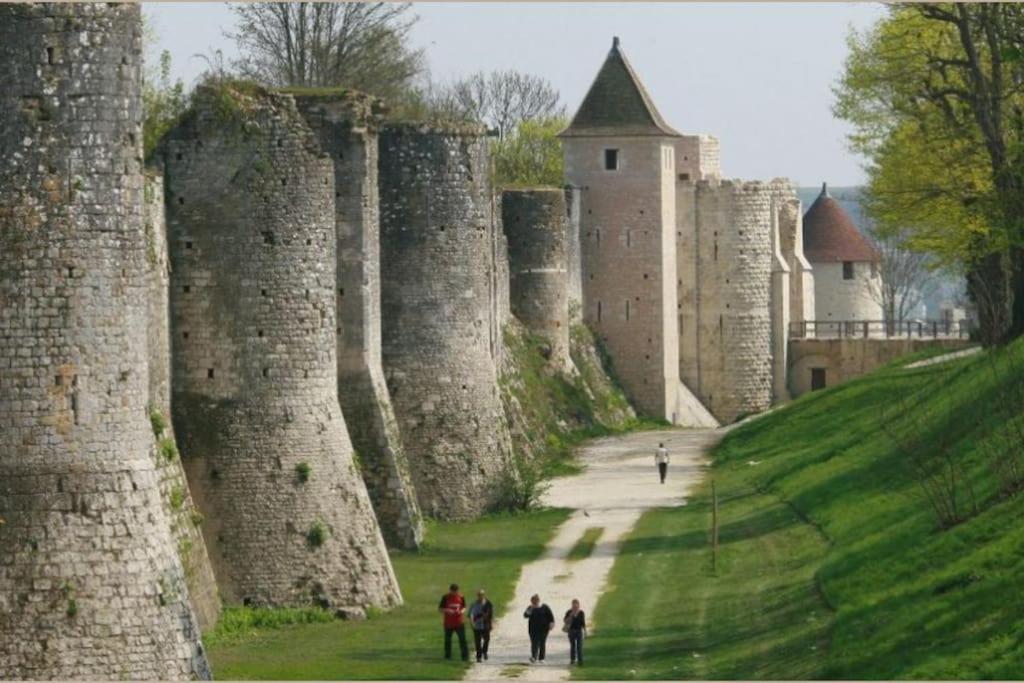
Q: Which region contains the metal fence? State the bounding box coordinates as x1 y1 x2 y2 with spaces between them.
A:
789 319 973 340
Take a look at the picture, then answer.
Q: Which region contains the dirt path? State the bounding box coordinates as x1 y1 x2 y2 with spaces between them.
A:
465 428 721 681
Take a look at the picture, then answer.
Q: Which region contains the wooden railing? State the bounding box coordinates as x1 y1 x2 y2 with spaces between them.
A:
789 319 973 340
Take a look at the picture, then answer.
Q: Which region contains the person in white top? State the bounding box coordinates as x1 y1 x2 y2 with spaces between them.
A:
655 442 670 484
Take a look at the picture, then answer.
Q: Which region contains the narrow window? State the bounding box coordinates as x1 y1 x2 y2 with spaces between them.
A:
604 149 619 170
597 301 602 322
811 368 827 391
625 300 630 321
626 229 631 248
843 261 855 280
207 368 215 379
596 228 601 247
46 47 55 65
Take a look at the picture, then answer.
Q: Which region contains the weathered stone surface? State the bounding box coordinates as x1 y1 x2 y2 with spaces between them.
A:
160 86 401 609
144 172 222 631
564 136 681 422
294 93 423 550
679 179 781 423
379 123 514 520
502 188 571 368
0 4 209 678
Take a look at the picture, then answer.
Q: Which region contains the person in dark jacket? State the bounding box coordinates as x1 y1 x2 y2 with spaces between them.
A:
438 583 469 661
468 588 493 662
523 593 555 663
563 598 587 665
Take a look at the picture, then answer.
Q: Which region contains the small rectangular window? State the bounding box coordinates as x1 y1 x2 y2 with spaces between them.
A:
604 149 619 170
843 262 855 280
811 368 827 391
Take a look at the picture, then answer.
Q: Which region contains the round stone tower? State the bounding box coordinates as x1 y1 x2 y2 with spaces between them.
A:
690 179 777 422
161 85 400 609
0 4 209 678
502 188 571 367
803 182 882 331
379 122 513 520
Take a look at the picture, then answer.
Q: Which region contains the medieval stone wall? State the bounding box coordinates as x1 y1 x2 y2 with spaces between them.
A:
681 179 777 422
144 172 222 631
776 193 815 326
564 137 680 422
502 189 571 366
565 186 584 320
378 123 513 520
294 93 423 550
0 4 208 678
161 86 400 609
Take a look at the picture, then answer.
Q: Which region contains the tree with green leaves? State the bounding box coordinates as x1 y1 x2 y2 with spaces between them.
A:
142 41 188 159
835 4 1024 343
492 118 566 188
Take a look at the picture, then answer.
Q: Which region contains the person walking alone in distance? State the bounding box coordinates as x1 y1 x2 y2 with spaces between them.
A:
655 442 670 484
438 583 469 661
523 593 555 663
468 588 493 662
563 598 587 666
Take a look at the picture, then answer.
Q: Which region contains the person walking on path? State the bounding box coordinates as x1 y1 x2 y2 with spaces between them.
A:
468 589 493 662
563 599 587 666
439 583 469 661
523 593 555 663
655 442 670 484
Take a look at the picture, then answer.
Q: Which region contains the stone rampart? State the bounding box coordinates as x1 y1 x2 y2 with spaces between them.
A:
378 122 513 520
502 188 571 366
0 4 209 677
161 86 400 609
144 172 222 631
294 92 423 550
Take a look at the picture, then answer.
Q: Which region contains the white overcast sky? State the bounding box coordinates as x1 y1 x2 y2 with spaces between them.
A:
144 2 887 186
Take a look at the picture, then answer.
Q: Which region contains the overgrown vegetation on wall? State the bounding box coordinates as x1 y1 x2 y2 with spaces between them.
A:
494 319 646 512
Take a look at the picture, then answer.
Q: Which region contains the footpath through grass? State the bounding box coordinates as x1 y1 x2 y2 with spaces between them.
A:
207 508 570 679
581 340 1024 679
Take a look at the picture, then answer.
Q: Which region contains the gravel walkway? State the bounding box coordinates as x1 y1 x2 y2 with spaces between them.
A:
465 428 721 681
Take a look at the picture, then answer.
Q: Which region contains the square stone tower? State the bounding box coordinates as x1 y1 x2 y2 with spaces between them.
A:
560 37 682 422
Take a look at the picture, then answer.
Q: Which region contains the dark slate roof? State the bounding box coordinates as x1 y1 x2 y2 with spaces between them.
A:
559 37 681 138
802 183 881 263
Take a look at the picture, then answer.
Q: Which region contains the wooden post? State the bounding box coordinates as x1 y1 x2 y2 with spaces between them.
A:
711 479 719 572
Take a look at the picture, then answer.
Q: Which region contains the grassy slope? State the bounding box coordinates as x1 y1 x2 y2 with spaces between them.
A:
207 509 569 679
581 341 1024 680
500 321 654 478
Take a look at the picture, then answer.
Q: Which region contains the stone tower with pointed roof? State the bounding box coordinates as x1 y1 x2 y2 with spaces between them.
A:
560 36 688 422
803 183 882 327
563 38 814 423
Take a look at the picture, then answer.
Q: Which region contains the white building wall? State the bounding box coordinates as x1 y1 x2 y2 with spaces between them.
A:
812 261 883 323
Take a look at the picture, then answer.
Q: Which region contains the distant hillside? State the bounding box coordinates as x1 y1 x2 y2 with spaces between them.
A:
796 186 963 317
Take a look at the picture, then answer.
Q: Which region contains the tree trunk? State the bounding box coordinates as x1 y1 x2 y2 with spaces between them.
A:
968 249 1014 346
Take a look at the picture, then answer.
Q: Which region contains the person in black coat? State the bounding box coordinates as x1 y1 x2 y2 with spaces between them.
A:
563 598 587 665
523 593 555 663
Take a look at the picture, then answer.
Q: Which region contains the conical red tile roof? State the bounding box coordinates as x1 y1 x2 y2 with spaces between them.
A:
802 183 880 262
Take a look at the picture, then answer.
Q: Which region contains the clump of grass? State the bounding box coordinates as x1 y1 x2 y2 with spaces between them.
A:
306 521 328 548
567 527 604 561
295 462 311 483
169 485 185 510
149 407 167 438
159 437 178 461
205 606 337 647
190 510 205 527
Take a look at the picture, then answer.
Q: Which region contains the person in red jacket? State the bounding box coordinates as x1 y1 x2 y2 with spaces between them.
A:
438 583 469 661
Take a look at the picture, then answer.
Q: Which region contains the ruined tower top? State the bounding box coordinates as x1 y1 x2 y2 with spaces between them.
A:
559 36 681 138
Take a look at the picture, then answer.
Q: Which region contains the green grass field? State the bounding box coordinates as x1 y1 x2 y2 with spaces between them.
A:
207 508 570 679
580 340 1024 679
